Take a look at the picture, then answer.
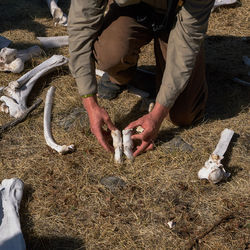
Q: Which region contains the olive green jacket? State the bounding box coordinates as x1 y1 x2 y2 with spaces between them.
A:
68 0 214 108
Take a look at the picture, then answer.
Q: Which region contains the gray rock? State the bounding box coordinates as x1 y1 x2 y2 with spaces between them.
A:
162 136 193 153
100 176 126 192
55 107 89 131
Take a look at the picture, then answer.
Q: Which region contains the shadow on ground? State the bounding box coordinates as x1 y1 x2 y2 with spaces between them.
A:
20 185 85 250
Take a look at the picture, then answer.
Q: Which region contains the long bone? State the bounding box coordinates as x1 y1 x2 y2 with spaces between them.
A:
111 129 123 164
122 129 134 161
198 128 234 184
0 178 26 250
0 46 42 73
44 86 75 154
37 36 69 49
46 0 68 26
0 55 68 118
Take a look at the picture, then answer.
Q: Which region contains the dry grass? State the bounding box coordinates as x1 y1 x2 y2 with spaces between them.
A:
0 0 249 249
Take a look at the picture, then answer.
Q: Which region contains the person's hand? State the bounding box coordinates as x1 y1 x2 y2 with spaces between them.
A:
82 95 116 152
126 103 169 157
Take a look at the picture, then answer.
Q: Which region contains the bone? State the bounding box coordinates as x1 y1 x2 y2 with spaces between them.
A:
198 129 234 184
0 58 24 74
17 45 42 62
44 86 75 154
46 0 68 26
0 178 26 250
0 36 12 49
0 55 68 118
122 129 134 161
37 36 69 48
111 129 123 164
0 48 17 64
0 99 42 136
212 0 238 11
0 46 42 73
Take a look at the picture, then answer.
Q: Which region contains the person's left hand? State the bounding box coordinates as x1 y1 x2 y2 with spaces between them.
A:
126 103 169 157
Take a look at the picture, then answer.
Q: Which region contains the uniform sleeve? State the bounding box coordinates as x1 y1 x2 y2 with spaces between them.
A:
156 0 214 108
68 0 107 96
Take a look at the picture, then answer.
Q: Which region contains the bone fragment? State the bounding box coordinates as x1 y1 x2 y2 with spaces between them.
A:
0 58 24 74
0 99 42 136
44 86 75 154
233 77 250 87
46 0 68 26
136 126 144 133
0 36 11 49
0 48 17 64
0 55 68 118
198 129 234 184
111 129 123 164
95 69 105 77
0 178 26 250
122 129 134 161
37 36 69 48
0 46 42 73
212 0 238 11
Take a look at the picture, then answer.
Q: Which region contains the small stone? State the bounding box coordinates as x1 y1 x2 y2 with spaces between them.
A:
162 136 193 153
100 176 126 192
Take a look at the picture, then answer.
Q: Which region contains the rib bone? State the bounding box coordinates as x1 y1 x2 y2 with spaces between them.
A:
0 55 68 118
198 128 234 184
46 0 68 26
0 178 26 250
122 129 134 161
44 86 75 154
111 129 123 164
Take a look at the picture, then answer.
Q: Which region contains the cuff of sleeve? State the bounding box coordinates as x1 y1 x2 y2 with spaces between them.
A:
75 75 97 97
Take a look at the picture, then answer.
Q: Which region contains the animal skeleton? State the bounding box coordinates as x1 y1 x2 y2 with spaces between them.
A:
46 0 67 26
0 178 26 250
0 46 42 73
0 55 68 118
44 86 75 154
198 128 234 184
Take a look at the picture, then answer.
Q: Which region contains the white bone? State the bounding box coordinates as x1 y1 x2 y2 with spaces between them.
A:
0 46 42 73
136 126 144 133
212 0 237 11
198 129 234 184
0 48 17 64
0 36 11 49
0 178 26 250
95 69 105 77
46 0 68 26
111 129 123 164
44 86 75 154
0 58 24 74
37 36 69 48
122 129 134 161
0 55 68 118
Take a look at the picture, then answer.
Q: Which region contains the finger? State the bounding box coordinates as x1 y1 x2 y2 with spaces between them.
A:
125 119 142 130
105 117 117 131
95 129 114 153
145 143 154 151
133 141 150 157
131 133 143 141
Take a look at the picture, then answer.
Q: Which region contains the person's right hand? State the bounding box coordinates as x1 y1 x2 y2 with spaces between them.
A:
82 95 116 152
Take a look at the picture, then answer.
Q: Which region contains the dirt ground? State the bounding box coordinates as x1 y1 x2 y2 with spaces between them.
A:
0 0 249 249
